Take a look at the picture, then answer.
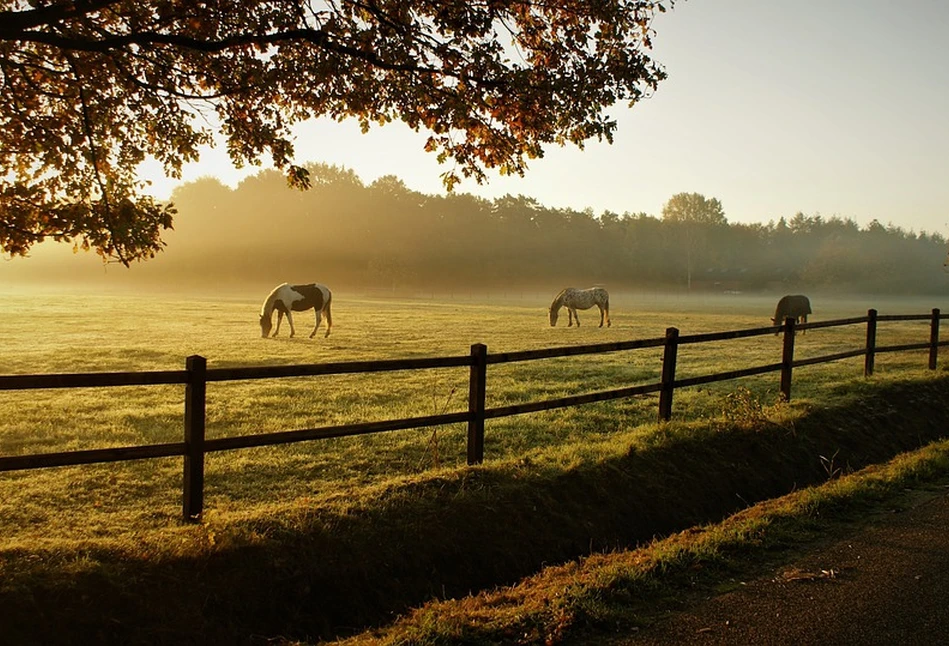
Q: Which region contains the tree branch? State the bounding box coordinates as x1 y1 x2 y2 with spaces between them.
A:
7 26 507 88
0 0 124 33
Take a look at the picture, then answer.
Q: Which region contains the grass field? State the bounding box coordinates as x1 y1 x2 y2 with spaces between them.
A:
3 285 949 644
1 286 944 548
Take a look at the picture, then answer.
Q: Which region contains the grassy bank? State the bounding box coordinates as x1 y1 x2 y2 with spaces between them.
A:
335 415 949 646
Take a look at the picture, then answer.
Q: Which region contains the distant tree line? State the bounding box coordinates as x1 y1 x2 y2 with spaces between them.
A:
141 163 949 294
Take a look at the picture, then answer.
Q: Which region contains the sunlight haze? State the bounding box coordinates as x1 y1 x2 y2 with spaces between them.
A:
138 1 949 235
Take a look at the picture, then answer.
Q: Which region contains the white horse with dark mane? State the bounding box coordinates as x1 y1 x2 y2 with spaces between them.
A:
548 287 611 327
259 283 333 338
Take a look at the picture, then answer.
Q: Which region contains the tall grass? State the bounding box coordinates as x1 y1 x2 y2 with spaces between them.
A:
1 287 943 549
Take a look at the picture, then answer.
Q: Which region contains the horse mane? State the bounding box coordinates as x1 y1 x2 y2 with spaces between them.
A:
260 283 288 317
549 288 568 311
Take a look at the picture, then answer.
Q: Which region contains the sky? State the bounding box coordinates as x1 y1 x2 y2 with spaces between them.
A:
139 0 949 236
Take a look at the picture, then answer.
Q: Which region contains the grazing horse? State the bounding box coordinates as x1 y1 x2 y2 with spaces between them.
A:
259 283 333 338
548 287 611 328
771 294 811 335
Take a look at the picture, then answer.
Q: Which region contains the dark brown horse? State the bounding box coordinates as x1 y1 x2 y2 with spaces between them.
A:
771 294 811 335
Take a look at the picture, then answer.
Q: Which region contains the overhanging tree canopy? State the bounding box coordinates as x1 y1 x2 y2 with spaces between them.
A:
1 0 674 264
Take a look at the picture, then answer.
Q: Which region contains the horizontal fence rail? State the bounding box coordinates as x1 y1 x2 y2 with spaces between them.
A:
0 442 187 471
205 355 474 382
485 383 665 419
204 412 473 453
792 348 869 368
0 370 188 391
672 362 784 389
1 308 946 522
484 337 667 364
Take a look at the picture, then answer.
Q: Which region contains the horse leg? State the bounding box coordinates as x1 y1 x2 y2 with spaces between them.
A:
310 310 322 338
273 311 284 337
286 311 296 338
324 302 332 338
572 308 580 327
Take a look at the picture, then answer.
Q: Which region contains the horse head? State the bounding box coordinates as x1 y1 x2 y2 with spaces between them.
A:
259 313 272 338
548 306 559 327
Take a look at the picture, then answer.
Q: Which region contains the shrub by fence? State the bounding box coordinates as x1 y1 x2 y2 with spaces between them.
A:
0 308 945 522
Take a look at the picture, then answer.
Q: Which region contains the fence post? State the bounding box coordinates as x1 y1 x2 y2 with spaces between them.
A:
780 317 796 401
658 327 679 422
183 355 207 523
929 308 940 370
865 309 877 376
467 343 487 465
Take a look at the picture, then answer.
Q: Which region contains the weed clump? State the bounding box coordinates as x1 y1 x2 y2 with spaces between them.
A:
715 386 795 435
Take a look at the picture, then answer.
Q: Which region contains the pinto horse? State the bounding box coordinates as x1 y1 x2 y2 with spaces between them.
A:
548 287 611 328
259 283 333 338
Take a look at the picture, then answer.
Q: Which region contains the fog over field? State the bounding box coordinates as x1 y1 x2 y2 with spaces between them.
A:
3 165 949 302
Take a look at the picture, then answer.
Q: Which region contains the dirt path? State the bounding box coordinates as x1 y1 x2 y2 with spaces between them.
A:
603 487 949 646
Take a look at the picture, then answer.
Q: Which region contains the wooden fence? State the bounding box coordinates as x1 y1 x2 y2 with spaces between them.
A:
0 308 946 522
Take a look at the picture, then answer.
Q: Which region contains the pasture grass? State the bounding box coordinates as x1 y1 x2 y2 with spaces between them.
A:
0 287 940 535
1 286 948 643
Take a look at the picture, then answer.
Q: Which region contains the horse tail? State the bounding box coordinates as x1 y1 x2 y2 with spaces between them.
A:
323 290 333 337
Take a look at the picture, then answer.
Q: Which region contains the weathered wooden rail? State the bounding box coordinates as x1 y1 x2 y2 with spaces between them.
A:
0 308 945 522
